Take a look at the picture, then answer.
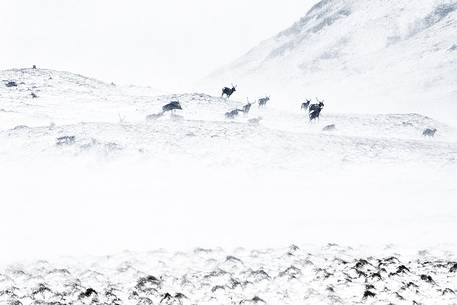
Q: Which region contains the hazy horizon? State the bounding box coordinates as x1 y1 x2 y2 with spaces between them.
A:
1 0 316 90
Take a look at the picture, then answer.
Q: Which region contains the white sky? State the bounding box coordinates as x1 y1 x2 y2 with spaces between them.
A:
1 0 315 90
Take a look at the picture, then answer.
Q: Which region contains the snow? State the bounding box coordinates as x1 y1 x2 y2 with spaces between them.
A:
1 68 457 264
1 245 457 305
2 1 457 303
208 0 457 124
1 66 456 304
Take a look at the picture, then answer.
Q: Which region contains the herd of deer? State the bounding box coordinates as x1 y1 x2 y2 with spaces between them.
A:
157 84 324 121
221 84 324 121
154 84 437 137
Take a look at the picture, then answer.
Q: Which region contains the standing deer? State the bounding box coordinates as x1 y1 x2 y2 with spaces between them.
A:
242 98 253 114
222 84 237 98
301 99 311 110
309 98 324 113
258 96 270 107
309 99 324 122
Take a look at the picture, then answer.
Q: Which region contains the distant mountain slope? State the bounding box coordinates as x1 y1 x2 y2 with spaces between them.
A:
210 0 457 122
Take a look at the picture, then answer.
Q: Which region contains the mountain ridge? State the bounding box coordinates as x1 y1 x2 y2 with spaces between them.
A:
209 0 457 123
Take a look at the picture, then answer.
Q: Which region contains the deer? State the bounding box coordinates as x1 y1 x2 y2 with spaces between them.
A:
222 84 237 98
422 128 437 137
147 101 182 120
309 98 324 122
309 106 323 122
258 96 270 107
162 101 182 113
225 109 244 119
301 99 311 111
242 98 253 114
309 98 324 113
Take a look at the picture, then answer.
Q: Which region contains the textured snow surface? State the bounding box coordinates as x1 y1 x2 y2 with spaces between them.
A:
210 0 457 122
1 69 456 169
1 245 457 305
1 69 457 290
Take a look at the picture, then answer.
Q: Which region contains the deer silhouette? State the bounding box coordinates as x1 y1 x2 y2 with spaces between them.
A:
162 101 182 113
258 96 270 107
422 128 437 137
222 84 237 98
309 99 324 122
301 99 311 110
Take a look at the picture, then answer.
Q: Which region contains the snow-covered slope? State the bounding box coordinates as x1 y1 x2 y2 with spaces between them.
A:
0 68 163 129
1 68 457 277
210 0 457 122
2 69 456 168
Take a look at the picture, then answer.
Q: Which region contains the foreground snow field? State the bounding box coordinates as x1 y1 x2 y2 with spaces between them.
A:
1 68 457 305
1 245 457 305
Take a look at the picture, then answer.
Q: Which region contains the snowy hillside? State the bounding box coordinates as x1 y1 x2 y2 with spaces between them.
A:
2 68 456 168
1 66 457 300
209 0 457 123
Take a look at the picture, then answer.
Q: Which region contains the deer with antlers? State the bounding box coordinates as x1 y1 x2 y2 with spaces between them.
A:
258 96 270 107
242 98 253 114
308 98 325 122
221 84 237 98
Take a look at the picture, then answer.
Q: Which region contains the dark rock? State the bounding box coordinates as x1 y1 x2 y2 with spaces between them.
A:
442 288 455 295
79 288 97 299
211 285 225 292
362 290 376 299
420 274 435 284
322 124 336 131
279 265 301 278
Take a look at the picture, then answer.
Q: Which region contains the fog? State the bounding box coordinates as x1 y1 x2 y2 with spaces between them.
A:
1 0 314 90
2 158 456 265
